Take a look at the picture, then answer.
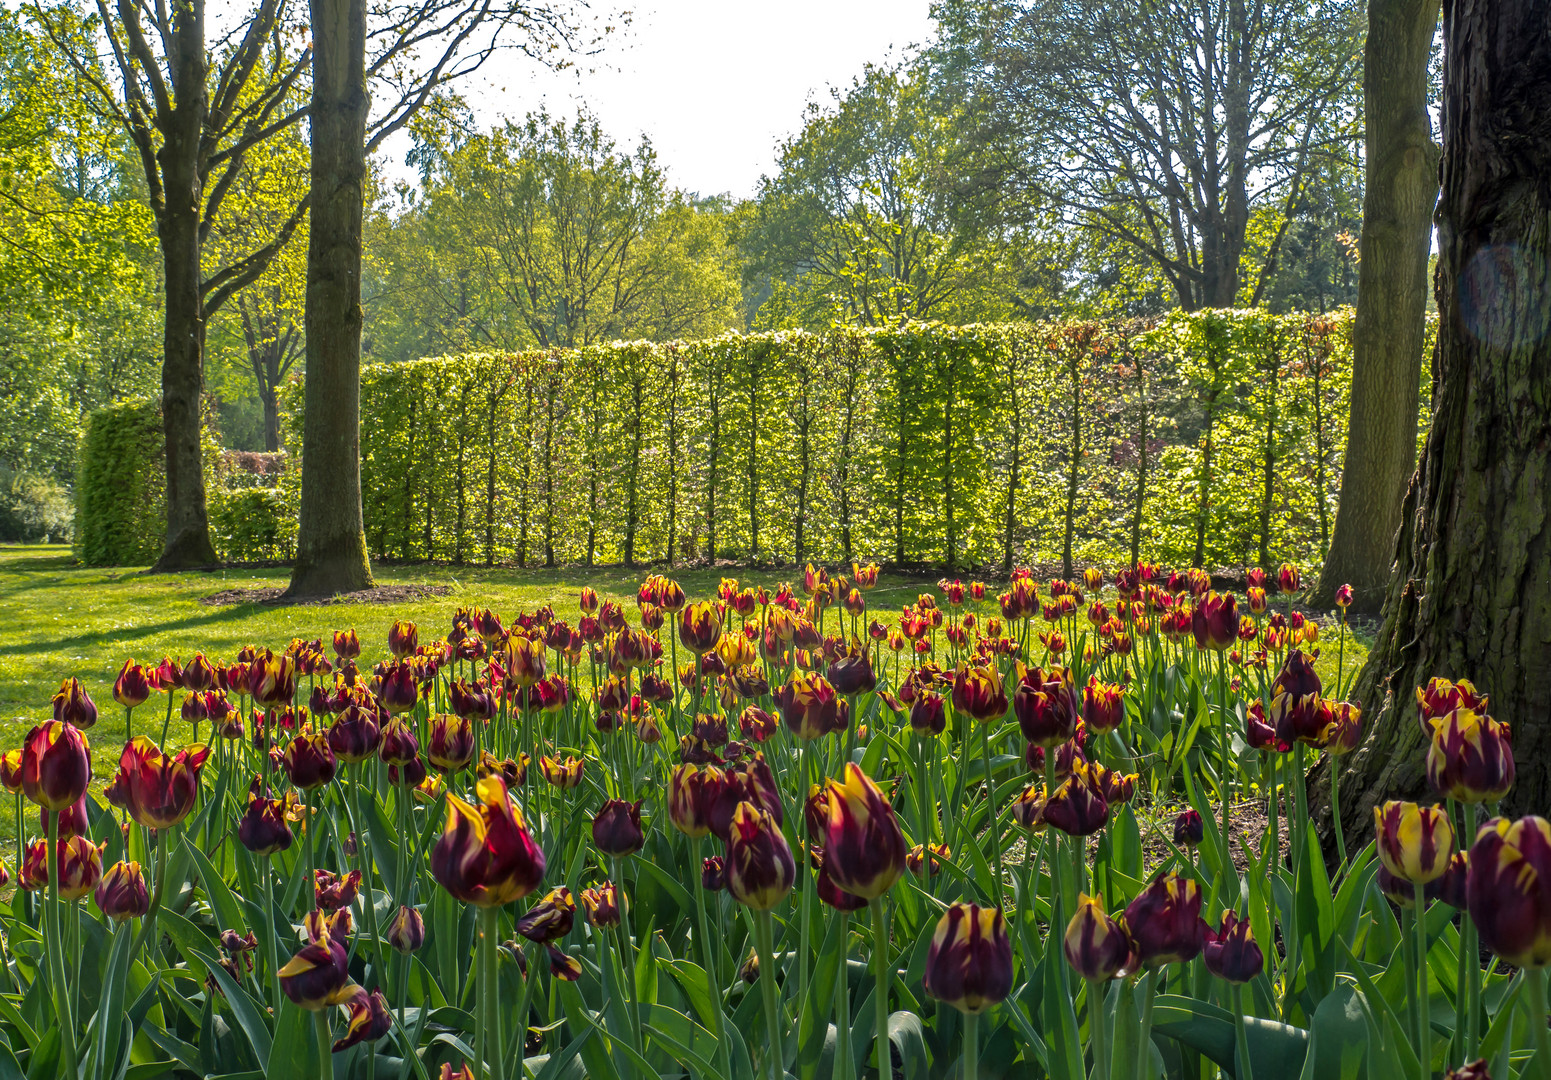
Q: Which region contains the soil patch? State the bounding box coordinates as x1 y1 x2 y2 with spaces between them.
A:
199 584 453 607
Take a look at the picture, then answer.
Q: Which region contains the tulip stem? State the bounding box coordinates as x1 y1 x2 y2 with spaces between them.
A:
690 836 733 1080
1329 753 1347 870
1231 983 1253 1080
981 722 1004 908
479 906 504 1080
870 896 890 1080
1133 969 1158 1080
1215 649 1231 888
835 911 852 1080
963 1009 978 1080
312 1008 335 1080
1526 968 1550 1080
752 909 783 1080
44 812 77 1080
1410 890 1430 1080
262 855 283 1020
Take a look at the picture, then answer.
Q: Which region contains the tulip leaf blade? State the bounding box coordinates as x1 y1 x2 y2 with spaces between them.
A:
1296 983 1368 1080
91 919 135 1080
184 835 248 938
886 1010 930 1080
1150 993 1309 1079
190 949 272 1071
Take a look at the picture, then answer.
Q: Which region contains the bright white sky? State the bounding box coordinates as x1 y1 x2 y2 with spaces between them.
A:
441 1 939 199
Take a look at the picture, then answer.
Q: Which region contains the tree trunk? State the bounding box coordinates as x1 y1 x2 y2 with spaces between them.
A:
151 8 218 571
1311 0 1440 613
1326 0 1551 836
287 0 373 597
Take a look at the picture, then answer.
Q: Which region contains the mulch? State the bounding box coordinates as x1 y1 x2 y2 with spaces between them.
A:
198 584 453 607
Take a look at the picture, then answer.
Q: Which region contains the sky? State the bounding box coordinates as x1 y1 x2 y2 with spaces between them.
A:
435 0 939 199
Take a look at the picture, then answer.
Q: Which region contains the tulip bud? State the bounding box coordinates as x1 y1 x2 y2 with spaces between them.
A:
1465 815 1551 969
701 856 725 891
427 715 476 773
669 764 723 839
1203 911 1263 983
95 859 150 921
1442 1063 1491 1080
1124 872 1208 968
581 880 621 927
909 693 946 737
1191 592 1238 652
724 801 795 910
387 905 425 953
283 732 337 790
740 950 760 984
924 902 1014 1014
1276 563 1301 594
1373 801 1455 885
1172 809 1204 848
114 660 152 711
774 671 849 740
1425 707 1514 803
592 799 645 857
820 764 908 901
1063 894 1135 982
22 720 91 811
52 678 98 730
1082 677 1124 734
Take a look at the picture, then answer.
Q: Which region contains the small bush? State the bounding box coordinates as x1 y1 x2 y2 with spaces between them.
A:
0 468 73 542
210 487 295 562
74 399 164 566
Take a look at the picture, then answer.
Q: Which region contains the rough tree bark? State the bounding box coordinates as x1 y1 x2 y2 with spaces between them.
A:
1326 0 1551 834
286 0 373 596
1312 0 1440 612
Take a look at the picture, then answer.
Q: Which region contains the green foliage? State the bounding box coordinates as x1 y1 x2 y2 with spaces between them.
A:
73 398 164 566
209 488 296 562
0 467 72 542
281 308 1413 572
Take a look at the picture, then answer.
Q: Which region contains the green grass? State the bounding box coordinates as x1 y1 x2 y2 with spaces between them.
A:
0 543 1371 835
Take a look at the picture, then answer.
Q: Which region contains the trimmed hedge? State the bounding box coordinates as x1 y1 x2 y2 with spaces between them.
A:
74 398 165 566
279 308 1427 572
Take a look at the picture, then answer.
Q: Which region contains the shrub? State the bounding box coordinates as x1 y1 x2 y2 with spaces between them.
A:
209 487 296 562
0 467 73 542
74 398 164 566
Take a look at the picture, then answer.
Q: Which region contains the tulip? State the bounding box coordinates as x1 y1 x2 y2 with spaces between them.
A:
669 764 724 838
249 651 297 708
387 620 419 659
1323 701 1364 754
1082 677 1124 734
827 647 876 695
515 886 575 943
820 763 908 901
0 749 22 793
1173 809 1204 848
1373 800 1455 885
95 859 149 921
592 799 645 857
924 902 1013 1014
539 755 584 788
953 661 1009 723
700 856 725 891
41 794 89 839
1064 893 1135 984
816 856 869 912
283 732 337 790
1203 911 1262 982
1425 707 1514 803
328 986 391 1052
239 787 299 855
389 756 428 789
678 601 722 657
52 678 98 730
427 714 475 773
114 660 152 711
387 904 425 953
379 718 419 767
430 776 545 908
1466 816 1551 969
1416 677 1490 731
449 678 497 721
21 720 91 811
314 869 361 911
1011 783 1045 830
1191 592 1238 651
581 881 621 927
377 662 418 715
1434 851 1469 910
279 933 352 1010
114 736 211 829
1012 664 1078 747
708 753 784 841
907 842 950 877
1124 872 1208 967
1276 563 1301 594
724 801 795 911
773 670 849 739
1043 762 1109 837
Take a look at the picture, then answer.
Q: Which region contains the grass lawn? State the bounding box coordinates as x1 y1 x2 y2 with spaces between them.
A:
0 543 1372 835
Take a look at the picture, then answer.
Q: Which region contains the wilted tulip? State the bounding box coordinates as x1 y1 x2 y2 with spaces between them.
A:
1203 911 1263 983
924 902 1013 1014
1012 665 1078 747
581 881 621 926
1466 816 1551 969
52 678 98 730
387 905 425 953
115 737 210 829
239 786 298 855
427 714 475 773
331 987 392 1052
1191 592 1238 652
724 801 796 910
283 732 337 790
95 859 149 921
539 755 584 788
313 868 361 912
907 842 950 877
1064 894 1135 982
1124 873 1208 967
593 799 645 857
1426 707 1514 803
820 764 908 901
430 776 545 907
515 886 575 943
278 933 351 1010
22 720 91 812
1373 800 1454 884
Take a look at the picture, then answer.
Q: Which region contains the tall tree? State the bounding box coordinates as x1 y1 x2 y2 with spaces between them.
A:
33 0 310 568
288 0 600 595
1311 0 1439 611
936 0 1363 310
1330 0 1551 831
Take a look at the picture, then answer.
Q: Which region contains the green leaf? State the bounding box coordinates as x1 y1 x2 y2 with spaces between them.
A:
90 920 135 1080
1151 993 1309 1079
886 1011 930 1080
191 949 273 1070
1297 983 1368 1080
